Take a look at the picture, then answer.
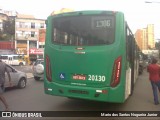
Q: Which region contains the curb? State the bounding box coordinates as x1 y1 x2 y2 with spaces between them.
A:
26 73 34 78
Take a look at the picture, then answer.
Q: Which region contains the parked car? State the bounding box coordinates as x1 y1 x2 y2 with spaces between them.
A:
32 59 44 81
4 64 27 90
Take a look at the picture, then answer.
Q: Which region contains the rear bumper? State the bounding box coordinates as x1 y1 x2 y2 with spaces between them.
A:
44 81 125 103
33 72 44 78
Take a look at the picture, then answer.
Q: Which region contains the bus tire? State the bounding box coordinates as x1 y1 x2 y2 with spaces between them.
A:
130 79 134 96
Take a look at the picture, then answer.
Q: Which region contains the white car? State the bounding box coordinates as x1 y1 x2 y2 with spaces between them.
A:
32 59 44 81
4 65 27 90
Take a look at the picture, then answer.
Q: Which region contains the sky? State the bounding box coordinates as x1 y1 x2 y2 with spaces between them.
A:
0 0 160 39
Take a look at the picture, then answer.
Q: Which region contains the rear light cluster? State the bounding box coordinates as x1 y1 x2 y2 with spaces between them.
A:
111 56 122 87
46 55 52 82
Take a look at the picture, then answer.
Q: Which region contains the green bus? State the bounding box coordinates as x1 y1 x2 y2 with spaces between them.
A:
44 10 139 103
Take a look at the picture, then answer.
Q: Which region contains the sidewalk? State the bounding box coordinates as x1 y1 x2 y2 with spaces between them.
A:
26 73 33 79
127 68 160 111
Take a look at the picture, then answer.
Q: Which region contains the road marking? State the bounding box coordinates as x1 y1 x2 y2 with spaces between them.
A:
26 73 33 78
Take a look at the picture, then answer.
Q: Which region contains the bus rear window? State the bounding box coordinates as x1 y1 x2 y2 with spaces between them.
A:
52 15 115 46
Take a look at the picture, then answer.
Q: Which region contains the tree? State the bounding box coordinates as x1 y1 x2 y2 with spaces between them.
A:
0 29 3 40
155 41 160 49
155 41 160 58
0 18 15 41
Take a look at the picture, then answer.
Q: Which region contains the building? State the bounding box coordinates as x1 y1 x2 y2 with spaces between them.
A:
147 24 155 49
142 28 147 50
15 14 46 62
135 28 147 50
135 24 155 51
0 41 15 55
135 29 143 50
0 8 17 54
0 8 46 64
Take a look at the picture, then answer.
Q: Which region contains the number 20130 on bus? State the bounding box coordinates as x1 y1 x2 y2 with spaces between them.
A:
72 74 106 82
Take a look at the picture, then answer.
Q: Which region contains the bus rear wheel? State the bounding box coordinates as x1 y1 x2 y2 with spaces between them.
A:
130 76 134 96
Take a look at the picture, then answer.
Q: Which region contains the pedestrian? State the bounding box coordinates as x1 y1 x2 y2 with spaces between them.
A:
0 59 12 111
147 57 160 105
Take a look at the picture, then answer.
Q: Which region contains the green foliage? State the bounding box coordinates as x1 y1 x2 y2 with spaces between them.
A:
155 41 160 50
0 19 15 41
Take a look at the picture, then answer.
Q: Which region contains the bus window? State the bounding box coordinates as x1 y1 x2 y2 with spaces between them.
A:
9 57 12 61
1 56 8 60
52 15 115 46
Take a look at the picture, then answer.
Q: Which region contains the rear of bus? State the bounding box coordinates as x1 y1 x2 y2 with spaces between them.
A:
44 10 127 103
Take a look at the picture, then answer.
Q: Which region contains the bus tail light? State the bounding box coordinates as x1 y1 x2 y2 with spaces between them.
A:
46 55 52 82
111 56 122 87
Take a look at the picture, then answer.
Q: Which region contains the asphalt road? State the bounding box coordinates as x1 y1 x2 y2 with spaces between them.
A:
1 66 160 120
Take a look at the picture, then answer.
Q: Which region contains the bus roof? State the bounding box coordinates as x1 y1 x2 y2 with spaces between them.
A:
48 10 123 18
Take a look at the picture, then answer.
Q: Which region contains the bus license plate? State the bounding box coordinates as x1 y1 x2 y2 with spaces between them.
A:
72 75 86 80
